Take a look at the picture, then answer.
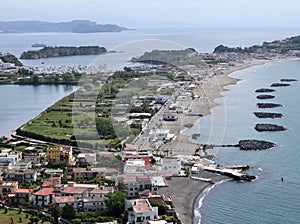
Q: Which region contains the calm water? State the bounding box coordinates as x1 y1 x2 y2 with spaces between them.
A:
194 60 300 224
0 85 77 137
0 27 300 66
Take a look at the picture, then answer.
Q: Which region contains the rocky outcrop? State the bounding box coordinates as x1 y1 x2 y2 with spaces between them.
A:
257 94 275 99
254 112 283 119
280 78 297 82
271 83 290 87
0 54 23 66
255 88 275 93
20 46 107 59
239 139 276 150
257 103 283 108
255 123 287 132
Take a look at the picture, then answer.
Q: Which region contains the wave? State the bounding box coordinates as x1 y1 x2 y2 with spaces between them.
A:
193 179 231 224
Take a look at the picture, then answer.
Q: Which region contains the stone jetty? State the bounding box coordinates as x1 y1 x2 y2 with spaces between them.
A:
257 94 275 99
254 112 283 119
271 83 290 87
255 123 287 132
239 139 276 150
255 88 275 93
257 103 283 108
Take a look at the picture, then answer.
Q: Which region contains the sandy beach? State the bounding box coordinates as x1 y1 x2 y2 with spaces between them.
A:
163 58 277 223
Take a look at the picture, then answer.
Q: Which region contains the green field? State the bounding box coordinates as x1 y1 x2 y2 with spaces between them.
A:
0 209 51 224
17 70 176 151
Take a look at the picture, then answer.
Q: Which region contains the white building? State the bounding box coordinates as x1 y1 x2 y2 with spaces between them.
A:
161 157 181 175
126 199 158 224
124 159 146 175
149 129 175 142
0 152 18 166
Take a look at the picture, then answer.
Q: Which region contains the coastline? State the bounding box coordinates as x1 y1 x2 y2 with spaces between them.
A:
166 58 280 224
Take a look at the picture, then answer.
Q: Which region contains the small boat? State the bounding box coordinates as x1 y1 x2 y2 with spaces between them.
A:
31 43 46 48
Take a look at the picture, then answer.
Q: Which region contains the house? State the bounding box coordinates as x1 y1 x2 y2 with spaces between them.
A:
8 188 34 206
149 130 175 142
126 199 158 224
6 168 38 183
123 175 152 199
0 181 18 199
33 188 54 208
72 166 105 180
161 157 181 175
23 152 41 165
124 159 146 175
53 196 75 207
0 151 19 166
122 151 151 169
47 145 74 165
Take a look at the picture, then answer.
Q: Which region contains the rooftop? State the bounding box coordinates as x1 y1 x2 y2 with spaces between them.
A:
54 196 74 204
14 188 34 194
132 199 152 213
34 187 54 196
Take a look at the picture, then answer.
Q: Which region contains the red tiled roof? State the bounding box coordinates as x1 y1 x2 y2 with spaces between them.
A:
61 187 87 194
34 188 54 196
14 188 34 194
54 196 74 204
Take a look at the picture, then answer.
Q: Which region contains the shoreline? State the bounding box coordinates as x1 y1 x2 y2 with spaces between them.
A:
167 58 282 224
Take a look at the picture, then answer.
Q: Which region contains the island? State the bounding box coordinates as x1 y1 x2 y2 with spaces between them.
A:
0 20 128 33
0 53 23 66
20 46 107 59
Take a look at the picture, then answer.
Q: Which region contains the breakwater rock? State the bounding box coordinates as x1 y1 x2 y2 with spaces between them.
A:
239 140 276 150
271 83 290 87
255 123 287 132
255 88 275 93
280 78 297 82
20 46 107 59
254 112 283 119
257 103 283 108
257 94 275 99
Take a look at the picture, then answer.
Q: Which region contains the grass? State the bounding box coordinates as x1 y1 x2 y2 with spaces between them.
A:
0 209 51 224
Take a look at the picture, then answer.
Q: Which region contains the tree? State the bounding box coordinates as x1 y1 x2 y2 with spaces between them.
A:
61 204 76 220
49 204 61 224
105 190 126 218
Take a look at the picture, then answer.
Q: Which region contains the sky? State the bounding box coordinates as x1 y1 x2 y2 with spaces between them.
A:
1 0 300 28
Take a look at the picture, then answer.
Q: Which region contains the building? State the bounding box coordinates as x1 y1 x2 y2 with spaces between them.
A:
47 145 74 165
123 175 152 199
0 151 19 166
124 159 146 175
23 152 41 165
8 188 34 206
53 196 75 207
122 151 151 169
33 188 55 208
149 130 175 142
126 199 158 224
6 168 38 183
72 166 105 180
0 181 18 199
161 157 181 175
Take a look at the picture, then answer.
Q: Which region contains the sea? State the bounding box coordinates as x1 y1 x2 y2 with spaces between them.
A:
0 26 300 224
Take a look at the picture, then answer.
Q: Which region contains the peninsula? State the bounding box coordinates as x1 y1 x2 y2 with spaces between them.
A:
0 20 128 33
20 46 107 59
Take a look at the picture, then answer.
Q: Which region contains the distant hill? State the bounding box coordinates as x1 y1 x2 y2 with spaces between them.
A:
20 46 107 59
0 20 128 33
213 35 300 55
